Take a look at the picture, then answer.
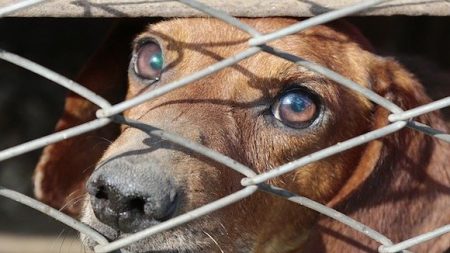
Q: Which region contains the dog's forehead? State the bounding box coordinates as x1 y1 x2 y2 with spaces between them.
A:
144 17 358 43
133 18 374 103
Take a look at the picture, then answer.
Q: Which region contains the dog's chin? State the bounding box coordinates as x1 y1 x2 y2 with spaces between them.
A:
81 224 217 253
81 206 229 253
80 214 222 253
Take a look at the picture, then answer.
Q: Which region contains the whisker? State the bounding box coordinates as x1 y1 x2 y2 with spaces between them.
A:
96 136 114 145
203 230 224 253
59 194 86 212
82 163 98 174
51 229 66 252
219 222 228 236
59 233 67 253
67 232 76 253
80 237 87 253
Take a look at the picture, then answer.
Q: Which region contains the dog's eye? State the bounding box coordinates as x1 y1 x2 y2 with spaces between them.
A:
272 89 319 128
134 42 164 81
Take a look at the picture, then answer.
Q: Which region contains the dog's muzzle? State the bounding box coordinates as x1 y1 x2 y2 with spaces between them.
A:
86 157 179 233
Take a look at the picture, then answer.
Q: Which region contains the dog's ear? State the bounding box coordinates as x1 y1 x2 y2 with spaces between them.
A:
33 21 146 215
327 58 444 208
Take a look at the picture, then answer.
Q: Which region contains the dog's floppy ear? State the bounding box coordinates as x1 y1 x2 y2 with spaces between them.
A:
327 57 444 208
33 21 146 215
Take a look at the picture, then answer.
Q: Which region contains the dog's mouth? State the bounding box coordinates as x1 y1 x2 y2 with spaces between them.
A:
82 218 222 253
81 179 230 253
83 231 204 253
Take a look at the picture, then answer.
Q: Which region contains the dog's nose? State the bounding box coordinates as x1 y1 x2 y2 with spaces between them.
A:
86 160 179 233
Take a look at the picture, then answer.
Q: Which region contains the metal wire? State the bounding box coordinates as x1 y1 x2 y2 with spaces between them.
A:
389 96 450 122
112 115 257 178
406 121 450 143
258 184 394 246
177 0 404 114
0 49 111 109
177 0 262 37
96 47 261 118
378 225 450 253
241 121 406 186
94 186 258 253
0 187 109 245
260 45 404 114
0 118 111 162
0 0 46 17
0 0 449 253
248 0 389 46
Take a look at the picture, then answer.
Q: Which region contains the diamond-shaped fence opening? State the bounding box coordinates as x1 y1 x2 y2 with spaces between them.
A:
0 1 449 253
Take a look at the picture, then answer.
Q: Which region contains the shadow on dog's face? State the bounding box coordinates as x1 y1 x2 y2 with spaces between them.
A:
81 18 375 252
76 18 439 252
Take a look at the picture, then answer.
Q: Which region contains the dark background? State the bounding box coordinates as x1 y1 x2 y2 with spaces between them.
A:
0 16 449 238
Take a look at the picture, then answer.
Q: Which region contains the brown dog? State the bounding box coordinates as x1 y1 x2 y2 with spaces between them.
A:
33 18 450 253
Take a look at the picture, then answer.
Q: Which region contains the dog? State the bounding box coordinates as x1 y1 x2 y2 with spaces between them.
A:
33 18 450 252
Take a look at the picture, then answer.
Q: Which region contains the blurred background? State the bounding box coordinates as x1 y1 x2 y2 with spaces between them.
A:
0 16 449 253
0 18 114 253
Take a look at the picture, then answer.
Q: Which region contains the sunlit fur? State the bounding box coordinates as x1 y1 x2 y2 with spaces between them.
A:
35 18 450 253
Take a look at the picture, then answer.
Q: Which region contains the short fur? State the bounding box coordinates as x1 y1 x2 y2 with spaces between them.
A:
34 18 450 252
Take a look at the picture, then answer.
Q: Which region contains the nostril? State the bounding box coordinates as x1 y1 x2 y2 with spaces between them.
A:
128 197 146 213
87 178 109 200
87 168 181 233
95 185 108 200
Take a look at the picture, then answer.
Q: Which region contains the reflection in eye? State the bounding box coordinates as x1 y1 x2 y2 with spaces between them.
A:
272 89 319 129
134 41 164 81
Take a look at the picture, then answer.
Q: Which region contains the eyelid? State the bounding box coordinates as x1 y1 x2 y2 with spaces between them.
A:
275 84 318 103
133 37 161 51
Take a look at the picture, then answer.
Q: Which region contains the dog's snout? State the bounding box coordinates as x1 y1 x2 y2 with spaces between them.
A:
87 159 179 233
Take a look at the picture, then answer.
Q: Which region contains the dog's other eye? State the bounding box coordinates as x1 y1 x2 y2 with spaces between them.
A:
134 42 164 81
272 89 319 128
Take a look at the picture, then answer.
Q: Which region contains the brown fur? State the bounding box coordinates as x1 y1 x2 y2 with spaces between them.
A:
34 18 450 252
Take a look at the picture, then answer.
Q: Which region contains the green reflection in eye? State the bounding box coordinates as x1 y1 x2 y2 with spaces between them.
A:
149 52 163 71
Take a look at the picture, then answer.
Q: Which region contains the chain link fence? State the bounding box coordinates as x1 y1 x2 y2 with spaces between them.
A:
0 0 449 253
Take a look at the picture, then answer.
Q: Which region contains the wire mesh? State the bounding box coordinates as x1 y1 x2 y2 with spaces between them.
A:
0 0 449 253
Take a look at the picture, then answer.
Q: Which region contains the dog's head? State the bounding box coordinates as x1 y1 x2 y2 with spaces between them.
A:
34 18 449 252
